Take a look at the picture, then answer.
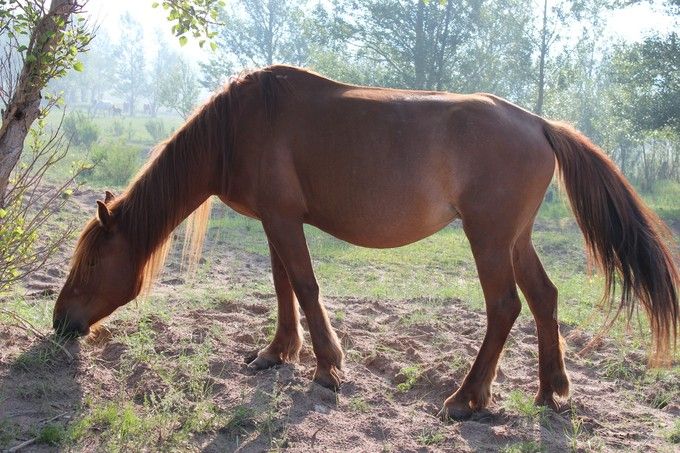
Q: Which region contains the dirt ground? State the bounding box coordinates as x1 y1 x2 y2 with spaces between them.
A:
0 188 678 452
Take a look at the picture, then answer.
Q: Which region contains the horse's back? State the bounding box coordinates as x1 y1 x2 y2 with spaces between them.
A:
234 67 556 247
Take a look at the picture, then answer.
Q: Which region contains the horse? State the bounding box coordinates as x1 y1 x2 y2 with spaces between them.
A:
53 65 679 420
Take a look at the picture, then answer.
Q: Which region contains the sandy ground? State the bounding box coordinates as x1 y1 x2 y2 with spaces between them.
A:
1 188 678 452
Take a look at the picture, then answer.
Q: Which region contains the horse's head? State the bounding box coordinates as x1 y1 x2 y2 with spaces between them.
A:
53 192 140 337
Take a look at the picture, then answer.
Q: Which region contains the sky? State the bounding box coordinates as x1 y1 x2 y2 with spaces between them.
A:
85 0 678 67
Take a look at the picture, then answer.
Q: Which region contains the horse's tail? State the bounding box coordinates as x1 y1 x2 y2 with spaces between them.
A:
543 120 679 365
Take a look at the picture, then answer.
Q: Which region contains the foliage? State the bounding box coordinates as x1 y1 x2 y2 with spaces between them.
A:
610 33 680 135
151 0 225 49
113 13 147 116
0 114 82 293
199 0 308 90
145 119 168 143
158 57 200 118
63 111 99 149
88 141 142 187
0 0 91 100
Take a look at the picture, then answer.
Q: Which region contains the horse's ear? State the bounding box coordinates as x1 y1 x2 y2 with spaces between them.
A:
96 200 113 230
104 190 115 204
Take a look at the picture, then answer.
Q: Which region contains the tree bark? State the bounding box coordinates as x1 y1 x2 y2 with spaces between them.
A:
0 0 76 207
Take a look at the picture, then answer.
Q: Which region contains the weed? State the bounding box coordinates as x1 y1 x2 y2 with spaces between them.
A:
37 423 66 446
501 440 545 453
68 402 147 448
222 405 256 438
0 418 16 448
667 420 680 444
418 428 445 445
399 308 435 327
395 365 422 392
334 309 346 322
348 397 370 413
504 390 546 421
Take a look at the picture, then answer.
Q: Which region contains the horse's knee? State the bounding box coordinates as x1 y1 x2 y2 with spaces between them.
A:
492 292 521 324
293 280 319 306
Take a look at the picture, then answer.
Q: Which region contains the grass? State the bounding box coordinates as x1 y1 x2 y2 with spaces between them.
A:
2 112 680 451
504 390 547 422
501 440 545 453
667 420 680 444
348 397 370 413
417 428 445 446
37 423 66 446
395 365 422 392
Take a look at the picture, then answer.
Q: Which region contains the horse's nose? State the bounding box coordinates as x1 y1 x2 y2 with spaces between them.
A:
53 315 88 337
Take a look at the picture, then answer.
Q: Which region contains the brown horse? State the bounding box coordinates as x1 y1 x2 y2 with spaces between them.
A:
53 66 679 420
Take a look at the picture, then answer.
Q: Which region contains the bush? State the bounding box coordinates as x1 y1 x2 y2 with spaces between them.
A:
111 120 126 137
145 119 168 143
89 142 142 186
63 112 99 150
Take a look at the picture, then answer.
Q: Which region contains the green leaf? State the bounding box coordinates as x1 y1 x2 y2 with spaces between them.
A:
0 209 6 219
179 35 188 46
73 61 84 72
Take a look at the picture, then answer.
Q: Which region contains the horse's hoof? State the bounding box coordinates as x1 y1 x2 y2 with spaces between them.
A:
247 354 281 370
534 391 563 413
438 404 473 421
313 366 343 391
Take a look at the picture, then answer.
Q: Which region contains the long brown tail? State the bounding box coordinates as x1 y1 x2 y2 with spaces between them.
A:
543 120 679 365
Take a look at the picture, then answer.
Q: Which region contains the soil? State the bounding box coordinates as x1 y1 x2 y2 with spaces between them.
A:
0 188 678 452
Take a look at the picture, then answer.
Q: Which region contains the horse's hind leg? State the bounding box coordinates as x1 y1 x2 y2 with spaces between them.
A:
262 218 344 389
513 228 569 409
441 226 521 420
247 242 304 369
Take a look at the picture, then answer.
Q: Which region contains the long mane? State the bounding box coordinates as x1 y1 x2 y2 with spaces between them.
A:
68 67 282 295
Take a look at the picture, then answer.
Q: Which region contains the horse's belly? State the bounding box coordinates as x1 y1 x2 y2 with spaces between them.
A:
307 200 460 249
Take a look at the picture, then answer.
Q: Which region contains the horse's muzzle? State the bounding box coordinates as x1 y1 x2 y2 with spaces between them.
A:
53 316 89 338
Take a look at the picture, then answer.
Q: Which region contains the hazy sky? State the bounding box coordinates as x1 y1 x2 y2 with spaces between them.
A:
85 0 678 67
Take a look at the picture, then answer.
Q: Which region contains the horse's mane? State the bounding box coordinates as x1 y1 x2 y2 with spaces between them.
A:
69 67 282 294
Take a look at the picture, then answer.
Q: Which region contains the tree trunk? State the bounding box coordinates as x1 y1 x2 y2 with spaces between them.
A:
0 0 76 207
534 0 548 115
413 0 426 89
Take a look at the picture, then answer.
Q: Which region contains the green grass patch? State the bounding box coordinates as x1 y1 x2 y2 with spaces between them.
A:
37 423 66 446
395 365 422 392
503 390 547 421
417 428 445 446
667 419 680 444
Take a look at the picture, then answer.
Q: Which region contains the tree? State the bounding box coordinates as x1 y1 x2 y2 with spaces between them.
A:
1 0 223 203
0 0 223 296
352 0 483 90
158 56 200 118
149 35 179 116
454 0 534 103
200 0 308 90
612 33 680 135
113 13 147 116
49 29 116 105
0 0 89 207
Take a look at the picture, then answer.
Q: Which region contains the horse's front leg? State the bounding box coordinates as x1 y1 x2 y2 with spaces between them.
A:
261 217 344 389
247 242 304 369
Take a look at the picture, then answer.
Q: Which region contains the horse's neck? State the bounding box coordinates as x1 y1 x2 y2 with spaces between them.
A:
117 130 217 258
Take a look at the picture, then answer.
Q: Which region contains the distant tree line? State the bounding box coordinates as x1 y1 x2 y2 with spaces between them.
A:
55 0 680 188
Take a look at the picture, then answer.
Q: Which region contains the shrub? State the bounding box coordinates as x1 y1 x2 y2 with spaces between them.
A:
89 142 142 186
145 119 168 143
111 120 126 137
63 112 99 150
